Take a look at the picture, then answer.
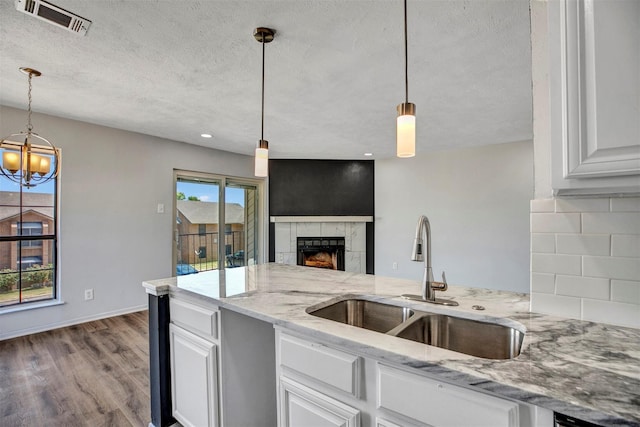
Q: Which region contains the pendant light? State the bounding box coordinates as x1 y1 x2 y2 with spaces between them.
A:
254 27 275 177
1 67 59 187
397 0 416 158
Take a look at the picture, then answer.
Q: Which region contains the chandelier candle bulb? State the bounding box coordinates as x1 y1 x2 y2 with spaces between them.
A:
3 152 20 173
38 156 51 175
28 152 42 174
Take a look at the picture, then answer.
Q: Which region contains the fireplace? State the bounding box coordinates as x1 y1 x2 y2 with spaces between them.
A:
297 237 345 271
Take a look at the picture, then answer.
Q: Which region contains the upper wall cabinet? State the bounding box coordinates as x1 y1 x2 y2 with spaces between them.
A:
549 0 640 195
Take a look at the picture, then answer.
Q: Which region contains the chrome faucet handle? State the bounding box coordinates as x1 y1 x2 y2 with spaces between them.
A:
431 271 448 291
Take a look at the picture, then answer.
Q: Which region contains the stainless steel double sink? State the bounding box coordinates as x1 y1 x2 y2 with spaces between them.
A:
306 297 525 360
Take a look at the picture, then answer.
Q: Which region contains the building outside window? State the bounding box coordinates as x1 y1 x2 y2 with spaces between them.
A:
0 179 57 308
18 222 43 247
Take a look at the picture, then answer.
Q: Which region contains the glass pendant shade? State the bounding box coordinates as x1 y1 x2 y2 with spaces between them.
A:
254 140 269 177
397 102 416 158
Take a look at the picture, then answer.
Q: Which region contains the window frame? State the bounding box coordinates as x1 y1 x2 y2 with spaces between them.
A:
173 170 265 274
0 173 59 310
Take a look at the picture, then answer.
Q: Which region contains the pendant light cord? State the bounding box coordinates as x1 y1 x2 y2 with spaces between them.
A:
261 34 265 141
404 0 408 104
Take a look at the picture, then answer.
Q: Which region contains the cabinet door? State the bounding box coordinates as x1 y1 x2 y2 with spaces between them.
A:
377 364 519 427
279 377 360 427
169 324 219 427
549 0 640 195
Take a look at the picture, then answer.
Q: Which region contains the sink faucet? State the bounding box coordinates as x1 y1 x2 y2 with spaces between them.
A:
402 215 458 306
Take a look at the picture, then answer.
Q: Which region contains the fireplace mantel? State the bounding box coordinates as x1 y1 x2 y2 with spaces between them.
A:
270 216 373 223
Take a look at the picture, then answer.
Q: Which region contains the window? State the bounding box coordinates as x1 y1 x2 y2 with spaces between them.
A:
174 172 263 275
18 222 43 247
0 173 57 308
197 246 207 259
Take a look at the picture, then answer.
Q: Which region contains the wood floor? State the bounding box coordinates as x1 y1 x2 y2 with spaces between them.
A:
0 311 151 426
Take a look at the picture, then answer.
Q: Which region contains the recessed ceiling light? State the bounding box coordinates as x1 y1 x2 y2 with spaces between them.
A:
201 133 212 138
364 153 373 157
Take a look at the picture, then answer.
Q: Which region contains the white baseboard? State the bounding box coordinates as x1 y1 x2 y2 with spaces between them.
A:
0 304 148 340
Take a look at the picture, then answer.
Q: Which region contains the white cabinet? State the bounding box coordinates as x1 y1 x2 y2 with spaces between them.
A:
276 331 363 427
548 0 640 195
169 298 220 427
276 331 552 427
169 324 219 427
278 332 362 398
377 364 519 427
279 377 361 427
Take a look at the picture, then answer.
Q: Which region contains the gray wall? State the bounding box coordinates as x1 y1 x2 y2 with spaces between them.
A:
375 141 534 293
0 106 255 339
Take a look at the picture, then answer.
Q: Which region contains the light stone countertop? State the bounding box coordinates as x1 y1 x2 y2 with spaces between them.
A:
143 263 640 426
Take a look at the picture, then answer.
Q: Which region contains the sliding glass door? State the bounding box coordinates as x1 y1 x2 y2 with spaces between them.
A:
174 172 263 275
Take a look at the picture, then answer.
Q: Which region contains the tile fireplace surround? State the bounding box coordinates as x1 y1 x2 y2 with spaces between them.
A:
272 216 372 274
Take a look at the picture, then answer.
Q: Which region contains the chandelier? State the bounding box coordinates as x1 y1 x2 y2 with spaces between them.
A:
1 67 59 188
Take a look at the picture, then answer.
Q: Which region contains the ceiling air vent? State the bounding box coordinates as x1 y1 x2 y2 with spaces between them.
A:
14 0 91 36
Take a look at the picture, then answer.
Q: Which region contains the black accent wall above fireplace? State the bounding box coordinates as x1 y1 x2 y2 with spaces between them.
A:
269 159 374 216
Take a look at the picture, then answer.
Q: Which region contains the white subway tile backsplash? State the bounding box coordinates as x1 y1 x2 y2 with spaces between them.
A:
556 234 610 256
531 233 555 253
531 273 555 293
555 198 609 213
582 212 640 234
531 213 581 233
531 293 582 319
531 199 555 213
556 275 610 300
530 196 640 326
582 299 640 328
532 253 582 275
611 197 640 212
611 280 640 304
611 235 640 258
583 256 640 281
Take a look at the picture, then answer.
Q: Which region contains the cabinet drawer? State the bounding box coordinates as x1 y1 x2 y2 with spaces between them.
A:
170 298 219 340
377 364 520 427
278 333 361 397
279 377 360 427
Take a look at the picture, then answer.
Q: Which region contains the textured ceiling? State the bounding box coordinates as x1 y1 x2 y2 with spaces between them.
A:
0 0 532 159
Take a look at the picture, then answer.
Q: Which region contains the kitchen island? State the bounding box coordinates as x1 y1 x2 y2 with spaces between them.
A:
143 264 640 426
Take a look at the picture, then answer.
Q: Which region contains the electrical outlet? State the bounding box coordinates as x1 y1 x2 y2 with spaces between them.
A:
392 262 398 270
84 288 94 301
277 253 284 263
